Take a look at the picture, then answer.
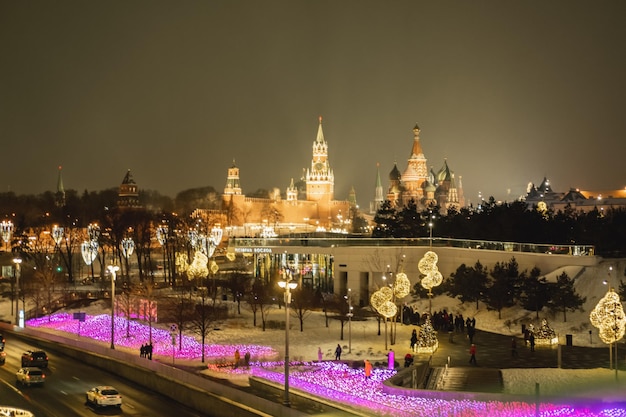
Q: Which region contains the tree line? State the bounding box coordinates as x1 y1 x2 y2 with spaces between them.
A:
373 198 626 258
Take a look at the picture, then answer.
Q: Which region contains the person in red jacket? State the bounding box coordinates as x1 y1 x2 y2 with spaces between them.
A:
469 344 477 365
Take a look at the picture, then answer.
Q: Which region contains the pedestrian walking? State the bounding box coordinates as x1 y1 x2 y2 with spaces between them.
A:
529 333 535 352
364 359 373 378
234 349 240 369
244 351 251 368
511 337 518 357
467 325 475 344
318 347 323 362
335 344 342 360
469 344 477 365
140 344 145 358
410 329 418 350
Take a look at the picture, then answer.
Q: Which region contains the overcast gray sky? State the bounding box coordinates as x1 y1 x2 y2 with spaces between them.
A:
1 1 625 208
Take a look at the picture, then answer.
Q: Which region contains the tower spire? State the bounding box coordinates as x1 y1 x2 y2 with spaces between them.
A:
55 165 66 207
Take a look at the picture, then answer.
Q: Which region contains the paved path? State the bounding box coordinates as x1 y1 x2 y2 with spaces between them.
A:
401 327 625 393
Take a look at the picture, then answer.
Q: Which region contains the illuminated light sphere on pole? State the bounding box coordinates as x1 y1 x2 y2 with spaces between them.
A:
13 257 22 327
591 289 626 344
393 272 411 298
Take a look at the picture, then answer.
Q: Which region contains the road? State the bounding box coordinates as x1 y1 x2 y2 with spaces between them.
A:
0 334 205 417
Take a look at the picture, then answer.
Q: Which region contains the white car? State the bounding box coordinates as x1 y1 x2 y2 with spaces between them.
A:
16 367 45 386
85 386 122 408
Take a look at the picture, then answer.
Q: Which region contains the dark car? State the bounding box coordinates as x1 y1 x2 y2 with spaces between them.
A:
0 333 5 350
21 350 48 368
0 350 6 365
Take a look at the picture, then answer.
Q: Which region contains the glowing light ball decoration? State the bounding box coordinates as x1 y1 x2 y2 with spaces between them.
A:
590 289 626 344
393 272 411 298
187 251 209 280
419 251 443 293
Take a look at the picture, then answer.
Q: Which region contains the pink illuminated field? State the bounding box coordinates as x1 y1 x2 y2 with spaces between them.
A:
27 313 626 417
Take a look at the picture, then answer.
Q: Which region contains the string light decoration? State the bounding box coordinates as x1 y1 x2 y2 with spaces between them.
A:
393 272 411 298
187 251 209 280
51 225 64 245
370 275 409 320
121 237 135 258
419 251 443 292
416 315 438 353
1 220 14 244
176 253 189 273
532 319 558 345
80 240 98 266
590 289 626 345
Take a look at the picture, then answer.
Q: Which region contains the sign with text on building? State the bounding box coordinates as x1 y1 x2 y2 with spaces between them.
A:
233 247 273 254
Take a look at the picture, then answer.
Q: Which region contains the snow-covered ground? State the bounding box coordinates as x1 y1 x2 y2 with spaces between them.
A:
1 258 626 416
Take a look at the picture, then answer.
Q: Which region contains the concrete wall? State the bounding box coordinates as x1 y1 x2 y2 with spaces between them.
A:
332 245 599 307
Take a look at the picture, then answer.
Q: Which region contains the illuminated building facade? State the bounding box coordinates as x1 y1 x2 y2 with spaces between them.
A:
219 117 353 234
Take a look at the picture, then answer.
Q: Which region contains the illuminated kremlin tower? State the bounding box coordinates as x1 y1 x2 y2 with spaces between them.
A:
216 117 352 232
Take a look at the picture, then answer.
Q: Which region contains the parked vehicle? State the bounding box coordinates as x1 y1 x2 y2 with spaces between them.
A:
21 350 48 368
16 367 45 386
86 386 122 408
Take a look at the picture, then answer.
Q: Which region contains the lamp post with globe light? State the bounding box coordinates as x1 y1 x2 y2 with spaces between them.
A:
108 265 120 349
13 258 22 326
278 268 297 407
345 288 353 353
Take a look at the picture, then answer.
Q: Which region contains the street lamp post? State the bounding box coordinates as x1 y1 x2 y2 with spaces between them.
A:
108 265 119 349
346 288 353 354
13 258 22 326
278 269 297 407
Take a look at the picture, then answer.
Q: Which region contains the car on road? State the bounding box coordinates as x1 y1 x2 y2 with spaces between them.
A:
86 386 122 408
0 350 6 365
16 367 46 386
0 333 5 350
21 350 48 368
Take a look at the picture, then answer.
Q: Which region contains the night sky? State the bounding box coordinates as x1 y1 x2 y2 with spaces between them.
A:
1 1 625 208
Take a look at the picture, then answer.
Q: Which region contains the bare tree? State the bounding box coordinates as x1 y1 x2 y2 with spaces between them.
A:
290 285 318 332
245 279 273 331
162 287 195 351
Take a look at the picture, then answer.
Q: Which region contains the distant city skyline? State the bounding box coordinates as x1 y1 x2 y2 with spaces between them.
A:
1 1 625 208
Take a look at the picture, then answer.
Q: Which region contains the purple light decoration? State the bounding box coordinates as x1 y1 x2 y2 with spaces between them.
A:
26 314 626 417
27 313 276 361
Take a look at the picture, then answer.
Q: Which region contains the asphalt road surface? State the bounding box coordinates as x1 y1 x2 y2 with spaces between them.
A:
0 333 205 417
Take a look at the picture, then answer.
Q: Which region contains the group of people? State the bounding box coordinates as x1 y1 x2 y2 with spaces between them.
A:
139 343 153 360
233 349 251 369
